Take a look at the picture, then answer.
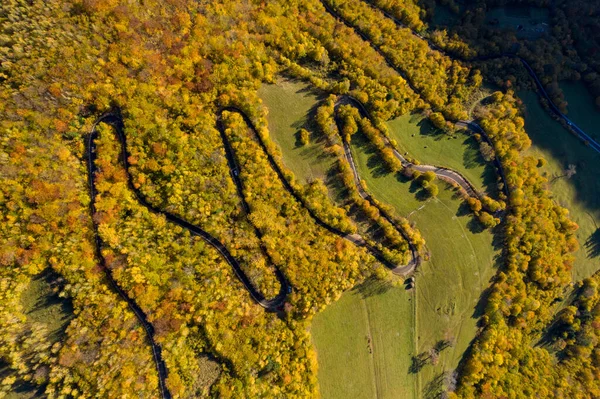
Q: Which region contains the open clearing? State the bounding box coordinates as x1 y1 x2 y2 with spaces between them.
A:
520 90 600 281
3 270 74 398
20 270 73 341
310 130 498 398
264 79 500 398
349 131 499 397
258 79 334 184
385 113 497 194
311 278 416 399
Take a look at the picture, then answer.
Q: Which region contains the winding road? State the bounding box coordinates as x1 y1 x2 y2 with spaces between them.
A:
87 115 172 399
87 106 422 397
322 0 600 156
319 0 510 201
338 96 479 195
219 106 420 275
82 2 600 397
336 96 507 217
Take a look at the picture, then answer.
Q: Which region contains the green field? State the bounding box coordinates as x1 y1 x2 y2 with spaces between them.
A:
311 278 416 399
351 132 498 396
311 131 498 398
262 80 499 398
385 114 497 194
258 79 334 184
519 90 600 281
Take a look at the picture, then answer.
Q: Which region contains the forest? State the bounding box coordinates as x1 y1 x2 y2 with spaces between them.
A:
1 0 598 398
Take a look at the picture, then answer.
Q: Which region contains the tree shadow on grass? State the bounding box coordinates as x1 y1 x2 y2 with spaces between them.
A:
415 188 432 201
351 132 391 178
471 286 494 322
462 136 486 169
456 200 472 217
417 118 445 140
325 165 350 204
423 372 445 399
366 154 392 178
408 178 422 194
293 99 326 143
351 276 393 299
481 163 501 197
585 228 600 258
466 217 487 234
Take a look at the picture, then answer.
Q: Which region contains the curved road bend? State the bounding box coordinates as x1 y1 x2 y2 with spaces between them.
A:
215 112 290 305
81 4 597 397
87 111 303 397
358 0 600 155
87 115 172 399
219 106 419 275
333 98 423 272
336 96 508 213
90 114 288 309
319 1 510 199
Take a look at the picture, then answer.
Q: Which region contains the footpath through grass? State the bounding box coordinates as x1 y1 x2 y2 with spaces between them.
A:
519 90 600 281
258 79 333 184
385 114 497 195
311 278 416 399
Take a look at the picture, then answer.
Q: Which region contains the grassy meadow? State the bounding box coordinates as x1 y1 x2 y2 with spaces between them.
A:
519 89 600 281
262 80 499 398
258 79 333 184
385 113 497 195
348 132 499 397
311 278 416 399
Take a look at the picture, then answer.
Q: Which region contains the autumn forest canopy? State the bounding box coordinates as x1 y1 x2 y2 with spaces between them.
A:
1 0 600 398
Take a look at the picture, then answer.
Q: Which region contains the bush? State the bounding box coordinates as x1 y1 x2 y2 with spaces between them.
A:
425 182 439 197
421 171 436 183
298 129 310 146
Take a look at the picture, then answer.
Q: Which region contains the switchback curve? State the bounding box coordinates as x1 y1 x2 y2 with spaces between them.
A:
87 114 172 399
87 111 296 398
329 0 600 155
319 0 510 200
336 96 506 215
219 106 420 275
87 105 423 397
